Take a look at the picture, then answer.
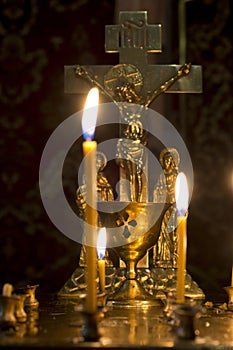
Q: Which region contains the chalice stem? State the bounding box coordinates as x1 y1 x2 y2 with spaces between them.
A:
126 260 137 280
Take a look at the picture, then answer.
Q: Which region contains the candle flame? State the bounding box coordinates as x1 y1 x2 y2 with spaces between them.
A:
82 87 99 140
175 172 189 216
97 227 106 259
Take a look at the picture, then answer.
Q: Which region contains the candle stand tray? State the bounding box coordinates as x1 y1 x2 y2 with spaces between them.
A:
0 293 232 350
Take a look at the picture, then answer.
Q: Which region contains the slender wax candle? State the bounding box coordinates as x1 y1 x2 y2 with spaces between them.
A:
231 265 233 287
2 283 13 297
97 227 107 293
175 172 189 303
82 87 99 314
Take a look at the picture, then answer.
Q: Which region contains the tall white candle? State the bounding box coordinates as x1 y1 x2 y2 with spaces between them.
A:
82 87 99 314
175 172 189 303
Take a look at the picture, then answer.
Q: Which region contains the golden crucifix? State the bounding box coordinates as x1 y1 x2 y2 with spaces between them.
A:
65 11 202 203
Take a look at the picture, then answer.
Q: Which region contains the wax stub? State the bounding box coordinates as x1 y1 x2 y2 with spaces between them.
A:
2 283 13 296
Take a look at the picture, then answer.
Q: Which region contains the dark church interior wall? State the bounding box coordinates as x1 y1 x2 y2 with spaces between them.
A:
0 0 232 302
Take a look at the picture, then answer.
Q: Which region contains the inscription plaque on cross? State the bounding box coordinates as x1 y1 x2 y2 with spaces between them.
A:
65 11 202 99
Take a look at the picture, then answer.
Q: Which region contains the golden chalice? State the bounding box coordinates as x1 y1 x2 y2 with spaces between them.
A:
98 201 169 307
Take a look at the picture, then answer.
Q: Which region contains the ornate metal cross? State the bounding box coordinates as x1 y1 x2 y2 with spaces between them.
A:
64 11 202 98
65 11 202 204
66 11 203 271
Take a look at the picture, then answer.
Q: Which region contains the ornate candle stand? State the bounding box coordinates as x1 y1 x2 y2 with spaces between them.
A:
59 11 205 305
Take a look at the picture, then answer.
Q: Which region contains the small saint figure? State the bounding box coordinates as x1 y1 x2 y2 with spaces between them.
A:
153 148 180 268
76 151 114 220
76 151 114 268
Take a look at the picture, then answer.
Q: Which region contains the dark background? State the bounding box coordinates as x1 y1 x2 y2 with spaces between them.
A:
0 0 232 302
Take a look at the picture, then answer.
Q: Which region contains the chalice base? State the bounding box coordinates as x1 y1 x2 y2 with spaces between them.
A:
58 266 116 298
107 279 163 308
150 267 205 301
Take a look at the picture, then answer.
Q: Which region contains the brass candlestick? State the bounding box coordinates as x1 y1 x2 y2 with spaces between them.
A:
81 311 100 342
173 303 201 340
0 295 18 329
223 286 233 311
14 293 28 323
16 284 39 310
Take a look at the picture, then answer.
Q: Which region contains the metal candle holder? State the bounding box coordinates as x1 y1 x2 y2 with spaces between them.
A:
0 295 18 329
16 284 39 310
81 311 100 342
173 303 201 340
13 293 28 323
223 286 233 311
